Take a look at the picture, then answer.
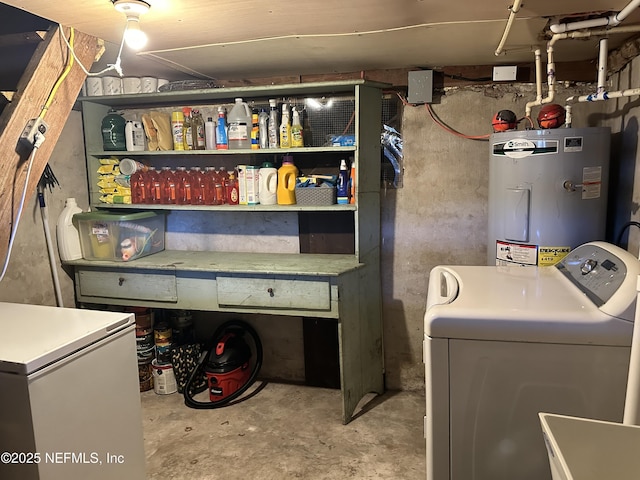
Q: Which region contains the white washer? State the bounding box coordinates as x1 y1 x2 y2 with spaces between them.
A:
424 241 640 480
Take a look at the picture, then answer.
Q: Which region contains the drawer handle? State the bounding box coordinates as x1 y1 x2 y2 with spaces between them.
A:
267 287 274 297
118 277 125 286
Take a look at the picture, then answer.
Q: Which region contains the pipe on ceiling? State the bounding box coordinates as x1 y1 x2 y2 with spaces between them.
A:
495 0 523 56
550 0 640 33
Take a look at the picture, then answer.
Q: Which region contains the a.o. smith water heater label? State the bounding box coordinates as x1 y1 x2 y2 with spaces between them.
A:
582 166 602 200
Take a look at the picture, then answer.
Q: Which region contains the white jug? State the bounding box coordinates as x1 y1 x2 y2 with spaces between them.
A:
258 162 278 205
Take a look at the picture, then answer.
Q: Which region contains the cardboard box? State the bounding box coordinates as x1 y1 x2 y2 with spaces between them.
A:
73 211 165 261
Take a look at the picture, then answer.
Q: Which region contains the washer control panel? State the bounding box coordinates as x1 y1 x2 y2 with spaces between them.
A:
556 243 631 307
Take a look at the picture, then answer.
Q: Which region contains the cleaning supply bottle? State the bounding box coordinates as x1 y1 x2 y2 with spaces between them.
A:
337 159 350 204
171 110 185 151
125 119 145 151
258 109 269 149
227 98 252 149
56 197 83 261
279 104 291 149
216 107 228 150
259 161 278 205
101 109 126 151
192 109 205 150
205 116 216 150
290 106 304 147
277 155 298 205
182 107 193 150
268 98 279 148
250 111 260 149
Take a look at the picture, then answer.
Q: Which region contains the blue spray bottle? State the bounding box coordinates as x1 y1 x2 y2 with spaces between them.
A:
337 159 350 204
216 106 228 150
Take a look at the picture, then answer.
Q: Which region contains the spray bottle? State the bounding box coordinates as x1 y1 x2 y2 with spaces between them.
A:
291 106 304 147
216 107 228 150
268 99 279 148
337 159 350 204
279 103 291 149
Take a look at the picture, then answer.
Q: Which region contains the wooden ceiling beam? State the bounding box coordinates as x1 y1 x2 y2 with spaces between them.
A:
0 25 97 266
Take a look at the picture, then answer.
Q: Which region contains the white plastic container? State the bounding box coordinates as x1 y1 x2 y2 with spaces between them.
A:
125 120 145 151
258 162 278 205
205 116 216 150
227 98 252 150
56 197 83 261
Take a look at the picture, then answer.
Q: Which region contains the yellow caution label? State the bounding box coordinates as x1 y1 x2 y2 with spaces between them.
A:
538 246 571 266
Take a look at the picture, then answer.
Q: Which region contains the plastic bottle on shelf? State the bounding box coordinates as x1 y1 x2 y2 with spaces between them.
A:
227 98 252 150
216 107 228 150
101 109 126 151
291 106 304 147
56 197 83 261
277 155 298 205
258 109 269 149
192 109 206 150
268 99 279 148
175 166 192 205
147 167 162 204
279 104 291 149
203 167 216 205
190 167 205 205
205 116 216 150
226 172 239 205
337 159 350 204
125 119 145 151
182 107 193 150
171 110 185 151
214 168 226 204
258 161 278 205
160 166 178 204
250 111 260 150
130 170 148 204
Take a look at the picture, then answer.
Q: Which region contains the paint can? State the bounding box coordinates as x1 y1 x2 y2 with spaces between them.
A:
154 322 173 364
129 307 154 362
138 357 153 392
152 359 177 395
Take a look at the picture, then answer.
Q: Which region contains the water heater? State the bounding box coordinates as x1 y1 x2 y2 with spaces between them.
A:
488 127 610 266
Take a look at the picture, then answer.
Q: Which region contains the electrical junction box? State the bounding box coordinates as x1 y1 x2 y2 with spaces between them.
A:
407 70 433 104
493 66 518 81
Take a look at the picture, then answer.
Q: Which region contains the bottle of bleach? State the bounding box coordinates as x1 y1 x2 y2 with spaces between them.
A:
56 197 83 261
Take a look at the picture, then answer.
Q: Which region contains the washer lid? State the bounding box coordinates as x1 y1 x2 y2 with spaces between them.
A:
425 264 633 345
0 303 133 375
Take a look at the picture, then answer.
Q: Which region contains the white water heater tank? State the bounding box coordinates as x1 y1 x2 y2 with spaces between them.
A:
488 127 610 266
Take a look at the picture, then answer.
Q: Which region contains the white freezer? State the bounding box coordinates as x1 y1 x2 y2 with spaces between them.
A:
424 241 640 480
0 303 146 480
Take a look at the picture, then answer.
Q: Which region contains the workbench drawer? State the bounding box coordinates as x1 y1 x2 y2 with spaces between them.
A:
216 275 331 311
77 269 178 302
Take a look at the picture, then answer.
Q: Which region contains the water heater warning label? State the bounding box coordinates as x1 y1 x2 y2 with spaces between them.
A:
582 166 602 200
495 241 537 266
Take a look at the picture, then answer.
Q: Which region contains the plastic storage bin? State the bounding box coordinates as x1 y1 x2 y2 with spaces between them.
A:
73 211 165 262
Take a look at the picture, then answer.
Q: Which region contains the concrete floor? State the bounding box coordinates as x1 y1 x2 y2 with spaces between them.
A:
141 383 425 479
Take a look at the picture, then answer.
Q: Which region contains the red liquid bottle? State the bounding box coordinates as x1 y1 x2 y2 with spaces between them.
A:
146 167 162 204
175 166 192 205
226 172 239 205
203 167 216 205
190 167 205 205
160 166 177 205
130 171 147 204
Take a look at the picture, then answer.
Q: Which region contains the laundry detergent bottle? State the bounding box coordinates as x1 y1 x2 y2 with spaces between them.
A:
259 161 278 205
56 197 83 261
276 156 298 205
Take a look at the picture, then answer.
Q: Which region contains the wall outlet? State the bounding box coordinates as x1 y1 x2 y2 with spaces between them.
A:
19 118 47 149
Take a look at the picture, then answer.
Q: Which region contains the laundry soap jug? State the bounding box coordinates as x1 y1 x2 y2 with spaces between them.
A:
227 98 252 149
259 161 278 205
277 156 298 205
101 109 126 151
56 197 83 261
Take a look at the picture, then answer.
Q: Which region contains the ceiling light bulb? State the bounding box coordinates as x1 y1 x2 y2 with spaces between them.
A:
124 18 148 50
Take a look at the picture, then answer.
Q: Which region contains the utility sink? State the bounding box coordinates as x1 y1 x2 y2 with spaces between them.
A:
539 413 640 480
